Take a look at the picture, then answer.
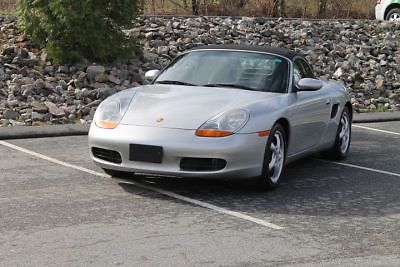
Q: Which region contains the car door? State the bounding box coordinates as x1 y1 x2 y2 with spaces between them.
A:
287 58 332 155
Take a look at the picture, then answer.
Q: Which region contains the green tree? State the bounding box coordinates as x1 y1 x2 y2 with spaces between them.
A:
18 0 143 63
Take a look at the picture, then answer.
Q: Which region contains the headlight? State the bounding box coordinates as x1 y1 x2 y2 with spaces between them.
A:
196 109 250 137
94 90 136 129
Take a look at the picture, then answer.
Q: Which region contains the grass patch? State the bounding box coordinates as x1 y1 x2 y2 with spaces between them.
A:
359 106 392 113
0 10 16 16
376 105 392 113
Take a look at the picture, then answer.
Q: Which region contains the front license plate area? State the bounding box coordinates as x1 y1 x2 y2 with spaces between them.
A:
129 144 163 163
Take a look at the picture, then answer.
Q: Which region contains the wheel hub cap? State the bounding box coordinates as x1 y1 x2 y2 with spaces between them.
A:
268 131 285 183
339 114 350 154
389 13 400 22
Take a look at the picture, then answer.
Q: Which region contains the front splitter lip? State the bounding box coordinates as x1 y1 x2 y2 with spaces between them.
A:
88 123 268 179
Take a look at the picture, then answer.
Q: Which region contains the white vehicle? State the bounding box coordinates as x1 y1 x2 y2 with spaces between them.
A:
376 0 400 21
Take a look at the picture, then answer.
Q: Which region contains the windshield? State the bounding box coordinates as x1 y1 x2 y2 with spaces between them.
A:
155 50 289 93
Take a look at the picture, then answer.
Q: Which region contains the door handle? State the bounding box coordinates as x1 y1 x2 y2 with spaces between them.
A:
325 99 331 105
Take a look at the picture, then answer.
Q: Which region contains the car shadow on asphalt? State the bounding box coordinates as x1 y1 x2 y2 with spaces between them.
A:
117 157 400 218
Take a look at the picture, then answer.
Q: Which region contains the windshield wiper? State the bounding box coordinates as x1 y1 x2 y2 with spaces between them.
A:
202 83 255 91
155 80 195 86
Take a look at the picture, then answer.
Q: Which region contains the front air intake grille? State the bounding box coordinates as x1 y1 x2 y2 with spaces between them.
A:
92 147 122 164
180 158 227 172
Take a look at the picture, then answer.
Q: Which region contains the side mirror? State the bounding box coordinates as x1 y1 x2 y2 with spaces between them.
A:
145 70 161 82
297 78 323 91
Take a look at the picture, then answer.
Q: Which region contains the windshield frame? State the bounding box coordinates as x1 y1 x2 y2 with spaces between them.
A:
152 49 293 94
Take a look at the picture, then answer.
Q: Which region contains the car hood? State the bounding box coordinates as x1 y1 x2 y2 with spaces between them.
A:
120 84 279 129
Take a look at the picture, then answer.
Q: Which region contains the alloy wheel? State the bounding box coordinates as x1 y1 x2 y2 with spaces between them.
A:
268 130 285 184
339 113 351 154
389 13 400 22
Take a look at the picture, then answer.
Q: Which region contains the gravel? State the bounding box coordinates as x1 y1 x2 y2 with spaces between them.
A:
0 16 399 127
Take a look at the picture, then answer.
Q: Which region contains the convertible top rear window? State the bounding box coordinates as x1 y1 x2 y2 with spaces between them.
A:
155 50 289 93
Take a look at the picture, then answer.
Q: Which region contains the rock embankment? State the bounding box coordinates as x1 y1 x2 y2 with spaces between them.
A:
1 16 399 126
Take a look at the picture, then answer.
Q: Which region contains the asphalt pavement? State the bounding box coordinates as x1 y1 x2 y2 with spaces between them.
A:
0 122 400 266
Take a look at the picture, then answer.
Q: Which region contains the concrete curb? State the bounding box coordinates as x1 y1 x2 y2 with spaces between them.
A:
0 124 89 140
353 111 400 123
0 112 399 140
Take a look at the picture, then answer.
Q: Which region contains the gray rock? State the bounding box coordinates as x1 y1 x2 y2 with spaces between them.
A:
2 46 15 56
34 79 46 90
31 101 48 113
16 48 29 59
45 82 56 92
44 66 54 74
21 84 34 96
3 109 20 120
68 113 76 120
375 75 385 90
31 111 45 121
45 101 65 117
9 120 25 126
333 68 343 78
40 51 47 62
95 73 109 83
87 65 106 82
142 51 158 63
108 75 122 85
172 21 180 28
59 80 68 90
157 46 170 55
57 65 70 73
96 87 116 99
20 77 34 85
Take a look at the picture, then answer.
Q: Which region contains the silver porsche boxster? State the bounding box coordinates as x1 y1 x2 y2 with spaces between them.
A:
88 45 352 189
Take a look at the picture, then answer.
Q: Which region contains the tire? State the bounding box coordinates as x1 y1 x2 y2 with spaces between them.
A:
322 107 351 160
386 8 400 22
102 168 134 178
256 123 287 190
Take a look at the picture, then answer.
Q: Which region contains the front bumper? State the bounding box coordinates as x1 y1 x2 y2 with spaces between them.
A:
375 4 385 20
88 124 268 179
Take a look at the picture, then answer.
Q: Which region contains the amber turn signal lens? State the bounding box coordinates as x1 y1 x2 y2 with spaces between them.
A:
258 131 270 137
96 121 119 129
195 129 234 137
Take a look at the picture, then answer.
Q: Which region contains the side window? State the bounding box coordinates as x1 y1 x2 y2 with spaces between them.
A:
293 59 314 85
301 60 314 79
293 62 303 85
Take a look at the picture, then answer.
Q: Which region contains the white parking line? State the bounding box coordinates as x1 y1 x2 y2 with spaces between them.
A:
0 140 283 230
353 125 400 136
317 159 400 178
118 179 283 229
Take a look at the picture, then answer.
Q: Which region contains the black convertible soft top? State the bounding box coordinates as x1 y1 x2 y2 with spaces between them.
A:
191 44 303 60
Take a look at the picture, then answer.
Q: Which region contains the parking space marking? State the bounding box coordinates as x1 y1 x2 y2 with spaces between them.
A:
0 140 108 178
317 159 400 178
0 140 283 230
118 179 283 229
353 125 400 136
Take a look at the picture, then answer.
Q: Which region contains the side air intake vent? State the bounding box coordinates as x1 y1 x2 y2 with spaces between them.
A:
180 158 227 172
331 104 339 119
92 147 122 164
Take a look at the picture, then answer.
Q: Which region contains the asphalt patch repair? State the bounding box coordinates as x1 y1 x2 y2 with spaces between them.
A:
0 121 400 266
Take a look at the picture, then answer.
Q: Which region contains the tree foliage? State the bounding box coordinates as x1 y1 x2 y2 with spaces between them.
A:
18 0 143 63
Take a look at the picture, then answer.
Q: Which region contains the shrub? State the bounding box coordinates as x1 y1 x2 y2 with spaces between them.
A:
18 0 143 63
